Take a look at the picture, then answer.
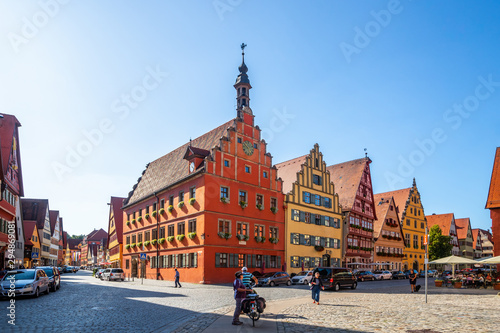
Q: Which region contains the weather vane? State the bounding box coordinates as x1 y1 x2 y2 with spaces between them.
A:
364 148 367 158
241 43 247 52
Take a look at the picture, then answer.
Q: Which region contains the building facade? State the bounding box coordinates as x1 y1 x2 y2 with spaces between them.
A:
474 229 494 257
122 47 285 284
276 144 343 275
66 238 82 266
486 147 500 258
455 218 474 259
108 197 125 268
471 229 483 259
23 221 40 268
21 199 52 266
49 211 60 266
372 195 405 271
327 157 376 270
426 213 460 256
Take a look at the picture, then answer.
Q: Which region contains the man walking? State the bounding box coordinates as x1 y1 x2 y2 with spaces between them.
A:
174 268 182 288
232 272 248 325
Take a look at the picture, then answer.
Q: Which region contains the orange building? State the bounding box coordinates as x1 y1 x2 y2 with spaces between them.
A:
121 46 285 284
426 213 460 256
486 147 500 258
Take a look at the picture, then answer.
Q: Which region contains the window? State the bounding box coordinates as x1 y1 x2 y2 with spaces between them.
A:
256 194 263 207
238 254 245 267
324 197 331 208
152 228 157 240
138 233 143 243
253 143 258 149
413 235 418 248
236 222 248 236
291 209 300 221
304 212 311 224
254 225 264 237
178 222 185 235
220 186 229 200
414 220 417 228
159 227 165 239
303 191 311 204
263 171 268 178
168 225 174 237
217 253 228 267
188 219 196 233
239 190 247 203
420 222 424 229
269 227 278 239
160 199 165 209
237 137 242 143
324 216 330 227
405 233 410 247
218 219 231 234
291 233 299 245
406 219 410 226
314 214 321 225
132 234 136 244
245 166 251 173
270 197 277 210
314 194 321 206
291 256 299 268
315 158 319 168
145 231 150 241
179 191 184 202
224 159 230 167
190 187 196 199
152 203 157 212
146 206 150 214
313 174 322 185
421 236 424 248
169 196 174 206
126 260 130 269
126 236 130 245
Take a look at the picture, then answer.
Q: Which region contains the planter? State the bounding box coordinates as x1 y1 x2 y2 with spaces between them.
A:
167 205 174 213
159 208 165 215
239 201 247 208
176 234 185 241
236 234 249 241
270 207 278 214
167 236 175 242
256 204 263 211
145 214 150 219
494 283 500 290
137 216 143 222
218 232 231 240
314 245 324 252
453 282 462 288
158 238 165 244
152 211 157 217
434 280 443 287
177 201 184 208
220 197 227 204
187 232 197 239
189 198 196 205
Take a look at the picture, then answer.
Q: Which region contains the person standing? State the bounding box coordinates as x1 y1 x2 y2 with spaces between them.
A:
232 272 248 325
174 268 182 288
409 270 417 293
241 267 258 288
310 271 324 305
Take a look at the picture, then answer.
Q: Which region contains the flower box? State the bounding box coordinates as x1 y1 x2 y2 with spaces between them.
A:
269 237 279 244
131 219 136 224
152 211 157 217
145 214 150 219
144 241 150 246
218 232 231 240
256 204 263 210
137 216 143 222
130 243 136 248
254 236 265 243
434 280 443 287
177 201 184 208
125 244 130 249
137 242 143 247
453 281 462 288
176 234 185 241
494 283 500 290
167 205 174 213
270 207 278 214
159 208 165 215
220 197 227 204
167 236 175 242
187 232 197 239
239 201 247 208
189 198 196 205
151 239 157 245
126 221 130 226
236 234 249 241
158 238 165 244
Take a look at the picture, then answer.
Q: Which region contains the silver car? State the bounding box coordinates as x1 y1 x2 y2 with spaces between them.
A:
101 268 124 281
0 269 50 298
291 270 314 285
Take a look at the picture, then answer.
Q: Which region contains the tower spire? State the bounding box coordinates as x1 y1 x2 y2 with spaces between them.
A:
234 43 252 119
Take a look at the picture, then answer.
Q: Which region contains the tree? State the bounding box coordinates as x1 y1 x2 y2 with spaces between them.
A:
428 225 453 261
69 234 85 239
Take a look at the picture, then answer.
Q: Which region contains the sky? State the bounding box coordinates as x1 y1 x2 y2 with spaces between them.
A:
1 1 499 236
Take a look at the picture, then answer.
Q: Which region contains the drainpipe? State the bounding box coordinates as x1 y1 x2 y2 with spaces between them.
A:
154 192 160 280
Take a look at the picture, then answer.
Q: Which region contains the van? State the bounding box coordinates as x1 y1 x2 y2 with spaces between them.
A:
312 267 357 291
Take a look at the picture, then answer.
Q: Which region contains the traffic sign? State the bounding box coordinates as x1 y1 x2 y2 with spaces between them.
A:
140 253 147 260
31 252 39 259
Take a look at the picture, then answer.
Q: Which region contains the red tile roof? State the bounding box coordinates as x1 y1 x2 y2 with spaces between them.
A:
373 194 392 238
49 210 59 235
486 147 500 209
124 119 236 206
86 228 108 242
326 158 368 211
109 196 125 243
23 220 37 244
471 229 481 250
67 238 82 250
455 218 470 240
372 188 411 222
275 155 307 194
21 198 49 232
0 113 24 197
426 213 455 235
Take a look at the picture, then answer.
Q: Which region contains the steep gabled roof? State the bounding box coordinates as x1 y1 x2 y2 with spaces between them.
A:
124 119 235 206
109 196 125 243
87 228 107 242
0 113 24 197
374 188 411 222
471 229 481 250
23 220 37 244
21 198 49 231
326 158 368 211
373 194 392 238
474 228 493 243
67 238 82 250
455 218 471 240
49 210 59 234
426 213 455 235
275 155 307 194
486 147 500 209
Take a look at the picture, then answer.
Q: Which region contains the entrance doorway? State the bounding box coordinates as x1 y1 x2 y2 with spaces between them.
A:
322 254 330 267
131 256 138 278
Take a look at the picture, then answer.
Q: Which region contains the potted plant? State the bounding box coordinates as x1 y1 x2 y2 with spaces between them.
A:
158 238 166 244
137 241 143 247
137 216 143 222
220 197 227 204
452 279 462 288
130 243 136 248
152 210 157 217
159 208 165 215
151 239 157 245
494 282 500 290
125 244 131 249
126 221 130 226
131 219 136 224
189 198 196 205
167 205 174 213
256 203 263 210
270 206 278 214
269 237 279 244
176 234 185 241
167 236 175 242
188 232 197 239
177 201 184 208
239 201 247 208
144 241 150 246
434 279 443 287
145 213 150 219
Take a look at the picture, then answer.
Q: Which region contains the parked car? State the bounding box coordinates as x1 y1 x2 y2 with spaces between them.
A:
373 270 392 280
291 270 314 285
37 266 61 292
0 269 50 298
312 267 357 291
419 270 437 278
355 271 375 282
404 269 418 279
101 268 124 281
257 272 291 286
391 270 406 280
57 267 63 274
95 269 106 279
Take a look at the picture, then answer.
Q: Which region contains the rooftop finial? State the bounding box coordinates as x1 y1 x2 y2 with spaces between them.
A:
364 148 367 158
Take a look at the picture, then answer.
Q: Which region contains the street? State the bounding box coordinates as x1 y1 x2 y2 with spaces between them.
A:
1 270 499 333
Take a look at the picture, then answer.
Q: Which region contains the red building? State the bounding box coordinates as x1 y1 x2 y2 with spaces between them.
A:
122 46 285 284
486 147 500 259
327 157 376 269
80 228 108 267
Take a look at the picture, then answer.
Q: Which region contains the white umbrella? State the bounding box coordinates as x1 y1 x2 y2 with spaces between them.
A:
429 255 478 278
480 255 500 264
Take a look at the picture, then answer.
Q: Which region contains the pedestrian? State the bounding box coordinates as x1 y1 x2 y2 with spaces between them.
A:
310 271 324 305
409 270 417 293
174 268 181 288
232 272 248 325
241 267 258 288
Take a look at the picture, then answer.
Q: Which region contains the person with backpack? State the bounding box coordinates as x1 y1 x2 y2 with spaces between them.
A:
232 272 250 325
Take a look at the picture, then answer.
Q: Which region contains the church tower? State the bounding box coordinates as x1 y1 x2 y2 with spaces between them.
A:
234 43 253 123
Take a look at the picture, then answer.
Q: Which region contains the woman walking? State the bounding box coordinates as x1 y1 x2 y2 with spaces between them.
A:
310 271 325 305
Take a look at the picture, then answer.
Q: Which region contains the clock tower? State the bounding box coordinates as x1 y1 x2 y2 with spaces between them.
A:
234 43 254 126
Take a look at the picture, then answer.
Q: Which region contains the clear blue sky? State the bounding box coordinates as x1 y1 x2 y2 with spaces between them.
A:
1 1 499 236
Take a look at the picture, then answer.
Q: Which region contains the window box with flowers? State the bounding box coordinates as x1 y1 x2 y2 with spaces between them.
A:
218 232 231 240
167 236 175 242
188 232 197 239
130 243 136 248
382 234 388 238
239 201 247 208
270 207 278 214
144 241 150 246
125 244 131 249
314 245 324 252
136 242 142 247
254 236 265 243
220 197 227 204
176 234 185 241
145 213 150 220
152 210 157 217
177 201 184 208
137 216 143 223
158 238 165 244
159 208 165 215
269 237 279 244
167 205 174 213
126 221 131 226
434 279 443 287
151 239 157 245
236 234 249 241
189 198 196 205
256 204 263 211
131 219 136 225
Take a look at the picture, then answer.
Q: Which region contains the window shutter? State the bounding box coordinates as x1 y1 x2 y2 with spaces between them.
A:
321 216 326 225
174 254 178 268
246 254 251 268
299 234 305 245
277 256 281 269
290 233 295 244
215 253 220 267
194 253 198 268
302 191 306 202
252 254 256 268
320 237 326 247
229 253 235 268
321 196 326 207
299 211 305 222
265 255 270 268
183 254 187 268
150 257 153 269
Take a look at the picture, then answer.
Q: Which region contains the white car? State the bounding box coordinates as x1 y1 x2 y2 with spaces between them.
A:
291 270 314 285
373 270 392 280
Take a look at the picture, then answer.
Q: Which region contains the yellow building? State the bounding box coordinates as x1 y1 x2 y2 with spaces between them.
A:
23 221 41 268
276 144 343 274
376 179 427 271
66 238 82 266
108 197 125 268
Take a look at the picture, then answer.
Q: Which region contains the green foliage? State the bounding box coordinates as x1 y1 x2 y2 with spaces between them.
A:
428 225 453 261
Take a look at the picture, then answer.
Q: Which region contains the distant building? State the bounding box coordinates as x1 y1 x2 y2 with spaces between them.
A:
23 221 40 268
485 147 500 258
473 228 494 257
107 197 125 268
471 229 483 259
66 238 82 266
455 218 474 259
80 229 108 267
426 213 460 256
21 199 52 266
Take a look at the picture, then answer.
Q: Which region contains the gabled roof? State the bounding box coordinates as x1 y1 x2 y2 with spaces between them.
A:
326 158 368 210
374 188 411 222
455 218 471 240
21 198 49 231
49 210 59 234
373 194 393 238
474 228 493 243
275 155 307 194
0 113 24 197
63 231 68 248
109 196 125 243
486 147 500 209
426 213 455 235
471 229 481 250
87 228 108 242
23 220 37 244
124 119 235 206
67 238 82 250
183 146 211 160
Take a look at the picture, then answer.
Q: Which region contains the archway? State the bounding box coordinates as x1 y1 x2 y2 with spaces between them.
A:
412 260 419 271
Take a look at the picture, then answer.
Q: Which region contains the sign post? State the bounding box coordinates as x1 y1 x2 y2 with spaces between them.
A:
140 253 147 285
424 227 428 303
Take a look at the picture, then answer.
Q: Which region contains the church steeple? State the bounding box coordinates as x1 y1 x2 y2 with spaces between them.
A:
234 43 252 119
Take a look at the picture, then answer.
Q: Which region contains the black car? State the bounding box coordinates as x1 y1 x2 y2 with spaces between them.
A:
37 266 61 292
312 267 357 291
391 270 406 280
354 271 375 282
